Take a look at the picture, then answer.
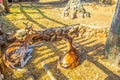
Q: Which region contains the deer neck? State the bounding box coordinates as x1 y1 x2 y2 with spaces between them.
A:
67 39 73 50
25 34 33 44
25 34 37 44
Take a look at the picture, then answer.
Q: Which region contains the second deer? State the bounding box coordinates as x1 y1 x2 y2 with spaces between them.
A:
57 36 80 69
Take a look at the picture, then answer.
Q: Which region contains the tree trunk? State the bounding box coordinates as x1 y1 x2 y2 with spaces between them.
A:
0 20 5 76
105 0 120 67
61 0 90 19
3 0 10 13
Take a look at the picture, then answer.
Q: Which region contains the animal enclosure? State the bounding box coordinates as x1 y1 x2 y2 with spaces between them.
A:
0 0 120 80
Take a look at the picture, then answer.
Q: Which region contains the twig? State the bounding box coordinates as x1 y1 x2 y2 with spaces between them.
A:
42 62 57 80
0 73 4 80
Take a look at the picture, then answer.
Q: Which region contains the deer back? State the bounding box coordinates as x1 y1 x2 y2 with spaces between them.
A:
3 41 27 70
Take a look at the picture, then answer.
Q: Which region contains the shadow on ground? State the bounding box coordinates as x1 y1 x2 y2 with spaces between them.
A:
15 37 120 80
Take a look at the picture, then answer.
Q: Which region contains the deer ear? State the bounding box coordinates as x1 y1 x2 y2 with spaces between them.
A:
30 24 33 30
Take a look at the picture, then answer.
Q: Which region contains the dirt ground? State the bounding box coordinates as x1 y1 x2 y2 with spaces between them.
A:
1 0 120 80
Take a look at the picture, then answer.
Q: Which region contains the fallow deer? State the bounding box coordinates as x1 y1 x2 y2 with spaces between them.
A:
57 36 79 69
3 22 44 70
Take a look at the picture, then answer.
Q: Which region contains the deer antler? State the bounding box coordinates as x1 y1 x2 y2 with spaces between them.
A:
23 22 33 30
23 22 29 29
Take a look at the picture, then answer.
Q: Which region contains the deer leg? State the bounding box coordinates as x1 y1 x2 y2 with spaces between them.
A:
21 55 32 67
20 43 44 67
28 43 44 48
21 48 34 67
25 48 33 56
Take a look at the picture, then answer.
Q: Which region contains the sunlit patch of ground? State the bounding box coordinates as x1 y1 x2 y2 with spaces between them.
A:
1 0 120 80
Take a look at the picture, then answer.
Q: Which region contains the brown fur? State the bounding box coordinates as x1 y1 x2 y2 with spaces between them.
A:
3 42 27 70
57 37 79 69
3 23 38 70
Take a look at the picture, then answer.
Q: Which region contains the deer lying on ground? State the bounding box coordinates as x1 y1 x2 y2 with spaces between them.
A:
3 22 44 70
57 36 79 69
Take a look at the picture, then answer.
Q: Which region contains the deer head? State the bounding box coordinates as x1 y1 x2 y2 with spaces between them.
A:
15 22 38 43
64 36 73 50
23 22 36 35
23 22 38 42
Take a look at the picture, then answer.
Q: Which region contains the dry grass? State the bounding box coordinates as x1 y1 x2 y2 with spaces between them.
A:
1 0 120 80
